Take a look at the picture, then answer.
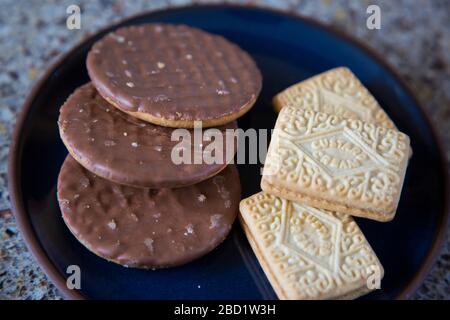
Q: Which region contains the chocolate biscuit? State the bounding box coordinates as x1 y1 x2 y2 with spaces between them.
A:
57 155 241 268
58 83 237 188
86 24 262 128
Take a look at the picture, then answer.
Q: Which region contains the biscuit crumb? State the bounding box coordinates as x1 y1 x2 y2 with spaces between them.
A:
216 80 230 95
124 70 132 78
107 219 117 230
115 35 125 43
184 224 194 236
157 62 165 69
153 212 161 219
216 89 230 95
213 176 230 200
131 142 139 147
230 77 238 84
121 59 128 65
154 94 169 102
209 214 222 229
126 81 135 88
153 145 162 152
80 177 90 188
144 238 154 253
105 71 114 77
185 54 193 60
224 200 231 208
130 213 138 221
123 132 128 136
104 140 116 147
198 194 207 202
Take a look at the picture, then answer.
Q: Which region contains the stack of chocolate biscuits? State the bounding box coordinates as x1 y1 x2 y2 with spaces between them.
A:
240 68 412 299
57 24 262 268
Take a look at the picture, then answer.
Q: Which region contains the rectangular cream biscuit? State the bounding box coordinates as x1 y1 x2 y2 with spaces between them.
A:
239 192 384 300
261 106 410 222
273 67 396 129
273 67 412 157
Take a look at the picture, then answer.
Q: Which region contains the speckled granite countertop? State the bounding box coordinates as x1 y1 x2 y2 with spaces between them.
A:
0 0 449 300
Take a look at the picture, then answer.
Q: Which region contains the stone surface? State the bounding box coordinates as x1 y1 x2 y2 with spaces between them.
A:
0 0 448 299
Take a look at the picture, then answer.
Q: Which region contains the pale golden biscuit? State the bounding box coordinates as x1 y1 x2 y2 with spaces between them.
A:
261 180 389 222
273 67 412 158
272 67 395 129
261 107 410 222
103 94 257 129
239 192 384 300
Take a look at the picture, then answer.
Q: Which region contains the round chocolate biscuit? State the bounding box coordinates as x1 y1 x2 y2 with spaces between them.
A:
57 155 241 268
86 23 262 128
58 83 237 188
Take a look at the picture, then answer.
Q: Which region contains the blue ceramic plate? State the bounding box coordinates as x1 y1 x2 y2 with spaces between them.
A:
9 5 448 300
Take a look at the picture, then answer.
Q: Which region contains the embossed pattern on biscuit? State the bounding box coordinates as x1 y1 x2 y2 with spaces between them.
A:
262 106 410 221
239 192 384 300
273 67 396 129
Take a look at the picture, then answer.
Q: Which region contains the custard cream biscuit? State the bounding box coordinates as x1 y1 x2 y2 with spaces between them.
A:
273 67 396 129
239 192 384 300
261 106 410 222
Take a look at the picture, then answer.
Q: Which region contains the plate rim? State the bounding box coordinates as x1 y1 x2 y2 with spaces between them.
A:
8 3 449 300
